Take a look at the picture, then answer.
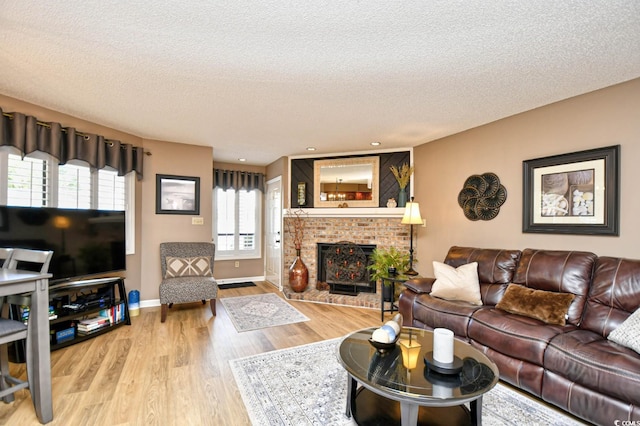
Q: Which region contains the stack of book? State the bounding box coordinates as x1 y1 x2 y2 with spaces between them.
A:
98 302 126 325
77 316 111 335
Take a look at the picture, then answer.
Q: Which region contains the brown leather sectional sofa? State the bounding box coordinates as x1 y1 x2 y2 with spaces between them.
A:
398 246 640 426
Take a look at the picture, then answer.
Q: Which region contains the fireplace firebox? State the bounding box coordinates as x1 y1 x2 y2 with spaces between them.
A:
317 242 376 296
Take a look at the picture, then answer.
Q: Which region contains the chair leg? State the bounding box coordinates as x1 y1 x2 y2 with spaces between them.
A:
209 299 216 316
161 304 168 323
0 344 14 403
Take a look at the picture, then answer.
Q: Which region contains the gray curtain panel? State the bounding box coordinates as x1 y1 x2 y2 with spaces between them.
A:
0 107 144 180
214 169 265 192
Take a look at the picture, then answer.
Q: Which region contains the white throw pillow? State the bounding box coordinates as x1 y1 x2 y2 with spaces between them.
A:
608 307 640 355
430 261 482 305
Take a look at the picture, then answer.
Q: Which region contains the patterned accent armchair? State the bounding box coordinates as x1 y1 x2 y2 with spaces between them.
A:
159 242 218 323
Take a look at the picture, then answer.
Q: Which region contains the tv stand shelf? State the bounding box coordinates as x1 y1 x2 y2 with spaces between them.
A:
49 277 131 350
10 277 130 356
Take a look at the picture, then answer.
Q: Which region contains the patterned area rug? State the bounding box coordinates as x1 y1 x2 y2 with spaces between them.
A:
230 338 588 426
221 293 310 332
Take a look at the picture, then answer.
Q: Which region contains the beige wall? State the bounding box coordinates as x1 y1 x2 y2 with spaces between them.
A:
412 78 640 277
139 139 214 300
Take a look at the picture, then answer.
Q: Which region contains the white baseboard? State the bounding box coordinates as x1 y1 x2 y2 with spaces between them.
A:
215 275 265 285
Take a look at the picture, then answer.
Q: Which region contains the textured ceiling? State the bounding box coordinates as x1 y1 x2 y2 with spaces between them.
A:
1 2 639 165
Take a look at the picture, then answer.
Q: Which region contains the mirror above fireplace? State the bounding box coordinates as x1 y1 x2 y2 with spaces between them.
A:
314 156 380 207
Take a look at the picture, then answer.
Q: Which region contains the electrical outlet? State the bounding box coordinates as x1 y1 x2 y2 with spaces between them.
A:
422 219 427 228
192 217 204 225
234 261 240 268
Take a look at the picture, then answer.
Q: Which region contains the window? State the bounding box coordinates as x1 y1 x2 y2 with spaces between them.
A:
97 169 126 210
214 187 261 259
7 153 50 207
0 149 135 254
58 163 91 208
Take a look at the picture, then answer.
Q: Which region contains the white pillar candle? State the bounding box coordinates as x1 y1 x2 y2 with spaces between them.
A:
433 328 454 364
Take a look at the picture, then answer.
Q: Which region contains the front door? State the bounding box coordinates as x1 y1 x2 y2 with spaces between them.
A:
265 177 282 289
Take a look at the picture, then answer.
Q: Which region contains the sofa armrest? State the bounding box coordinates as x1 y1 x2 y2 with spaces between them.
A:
403 277 436 294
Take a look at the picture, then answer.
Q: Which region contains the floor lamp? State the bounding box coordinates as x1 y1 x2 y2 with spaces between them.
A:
401 197 423 275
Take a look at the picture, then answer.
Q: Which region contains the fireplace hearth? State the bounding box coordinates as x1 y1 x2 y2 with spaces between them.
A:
317 242 376 296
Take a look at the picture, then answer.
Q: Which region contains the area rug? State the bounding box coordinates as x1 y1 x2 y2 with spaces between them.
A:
221 293 310 332
218 281 257 289
230 338 587 426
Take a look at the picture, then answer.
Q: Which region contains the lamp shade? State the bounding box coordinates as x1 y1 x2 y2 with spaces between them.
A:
399 338 422 369
401 201 423 225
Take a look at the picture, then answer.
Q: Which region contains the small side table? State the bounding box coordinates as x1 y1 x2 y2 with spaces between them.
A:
379 273 417 322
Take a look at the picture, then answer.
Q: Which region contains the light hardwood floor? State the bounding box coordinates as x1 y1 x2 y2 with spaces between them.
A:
0 281 380 425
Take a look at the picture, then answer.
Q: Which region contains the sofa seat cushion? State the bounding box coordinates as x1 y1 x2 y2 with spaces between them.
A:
546 330 640 407
412 294 484 338
468 308 575 366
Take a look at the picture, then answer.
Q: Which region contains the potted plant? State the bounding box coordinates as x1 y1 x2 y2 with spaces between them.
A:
390 163 414 207
367 247 411 301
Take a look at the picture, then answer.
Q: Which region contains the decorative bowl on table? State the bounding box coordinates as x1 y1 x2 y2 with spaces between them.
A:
368 336 399 353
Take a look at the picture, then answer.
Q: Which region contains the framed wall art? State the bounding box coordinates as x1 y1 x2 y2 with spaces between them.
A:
156 174 200 215
297 182 306 206
522 145 620 235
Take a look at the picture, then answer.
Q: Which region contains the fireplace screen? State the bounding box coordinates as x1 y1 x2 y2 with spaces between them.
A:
317 241 376 295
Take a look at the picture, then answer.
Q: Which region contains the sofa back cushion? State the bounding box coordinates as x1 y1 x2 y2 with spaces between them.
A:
581 257 640 336
512 249 596 326
444 246 521 305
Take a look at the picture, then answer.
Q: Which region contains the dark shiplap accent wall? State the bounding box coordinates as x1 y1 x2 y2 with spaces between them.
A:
290 151 411 208
290 158 315 208
379 151 411 206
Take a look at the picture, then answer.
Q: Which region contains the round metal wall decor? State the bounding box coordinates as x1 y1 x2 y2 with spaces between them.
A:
458 172 507 221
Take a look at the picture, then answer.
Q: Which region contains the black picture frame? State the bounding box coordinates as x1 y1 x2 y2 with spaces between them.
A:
523 145 619 235
156 174 200 215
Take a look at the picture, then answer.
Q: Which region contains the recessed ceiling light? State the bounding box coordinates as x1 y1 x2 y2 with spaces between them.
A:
371 141 381 146
306 147 317 151
238 158 247 162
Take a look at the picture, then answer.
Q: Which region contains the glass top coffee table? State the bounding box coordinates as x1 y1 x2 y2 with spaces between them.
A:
338 327 499 426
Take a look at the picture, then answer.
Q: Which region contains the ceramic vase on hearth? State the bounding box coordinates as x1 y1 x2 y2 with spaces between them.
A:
289 249 308 292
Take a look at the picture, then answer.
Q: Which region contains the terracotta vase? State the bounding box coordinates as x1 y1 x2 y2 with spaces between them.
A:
289 248 309 292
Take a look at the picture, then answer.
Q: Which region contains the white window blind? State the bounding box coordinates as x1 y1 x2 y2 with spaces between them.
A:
238 190 256 251
7 153 50 207
214 187 261 258
58 163 92 209
98 169 126 210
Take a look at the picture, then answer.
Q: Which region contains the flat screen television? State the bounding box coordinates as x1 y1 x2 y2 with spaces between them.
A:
0 206 126 284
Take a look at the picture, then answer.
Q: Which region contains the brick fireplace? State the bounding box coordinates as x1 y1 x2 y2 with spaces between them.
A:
282 212 412 307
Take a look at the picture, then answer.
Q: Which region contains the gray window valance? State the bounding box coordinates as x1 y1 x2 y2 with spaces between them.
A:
214 169 265 193
1 107 145 180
